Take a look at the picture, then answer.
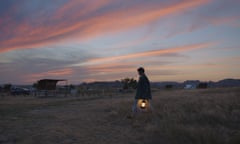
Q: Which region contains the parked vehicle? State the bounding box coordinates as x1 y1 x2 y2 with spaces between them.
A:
11 87 30 95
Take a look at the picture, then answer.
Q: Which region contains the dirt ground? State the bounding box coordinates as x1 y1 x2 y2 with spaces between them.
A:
0 87 240 144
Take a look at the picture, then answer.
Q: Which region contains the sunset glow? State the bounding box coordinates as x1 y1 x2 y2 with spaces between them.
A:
0 0 239 84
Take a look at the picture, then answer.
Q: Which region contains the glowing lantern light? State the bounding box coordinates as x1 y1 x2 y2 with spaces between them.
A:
140 100 146 109
137 99 150 112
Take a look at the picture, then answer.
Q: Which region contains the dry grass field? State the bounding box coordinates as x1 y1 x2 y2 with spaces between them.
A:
0 87 240 144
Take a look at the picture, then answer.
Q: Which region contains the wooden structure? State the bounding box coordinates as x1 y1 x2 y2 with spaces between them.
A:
36 79 68 97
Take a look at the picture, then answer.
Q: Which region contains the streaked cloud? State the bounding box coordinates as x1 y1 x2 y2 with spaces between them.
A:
27 68 73 81
0 0 240 84
0 0 210 53
74 42 216 66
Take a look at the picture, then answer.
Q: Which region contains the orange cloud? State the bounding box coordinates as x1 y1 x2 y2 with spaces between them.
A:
80 42 216 65
75 0 210 39
27 68 73 80
0 0 210 53
85 63 137 74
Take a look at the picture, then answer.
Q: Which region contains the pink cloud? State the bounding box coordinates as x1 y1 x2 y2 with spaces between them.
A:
83 42 216 65
85 63 136 74
0 0 210 53
26 68 73 82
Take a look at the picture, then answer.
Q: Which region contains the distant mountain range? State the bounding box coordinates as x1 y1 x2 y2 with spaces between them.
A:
151 78 240 88
209 79 240 87
81 78 240 89
1 78 240 89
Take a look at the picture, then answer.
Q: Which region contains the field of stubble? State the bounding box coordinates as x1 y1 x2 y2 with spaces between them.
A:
0 87 240 144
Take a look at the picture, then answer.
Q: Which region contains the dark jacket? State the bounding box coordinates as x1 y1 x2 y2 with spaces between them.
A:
135 74 152 100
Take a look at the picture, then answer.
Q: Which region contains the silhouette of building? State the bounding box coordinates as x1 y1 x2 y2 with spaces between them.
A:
36 79 68 97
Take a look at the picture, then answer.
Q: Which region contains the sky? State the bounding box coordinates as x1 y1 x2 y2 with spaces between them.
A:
0 0 240 84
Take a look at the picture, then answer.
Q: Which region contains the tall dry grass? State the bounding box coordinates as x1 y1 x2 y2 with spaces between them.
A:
111 87 240 144
0 87 239 144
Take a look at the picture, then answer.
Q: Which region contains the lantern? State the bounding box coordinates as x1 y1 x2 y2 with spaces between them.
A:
140 100 146 109
137 99 149 112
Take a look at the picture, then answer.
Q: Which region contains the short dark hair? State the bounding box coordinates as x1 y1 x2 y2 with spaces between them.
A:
137 67 145 73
